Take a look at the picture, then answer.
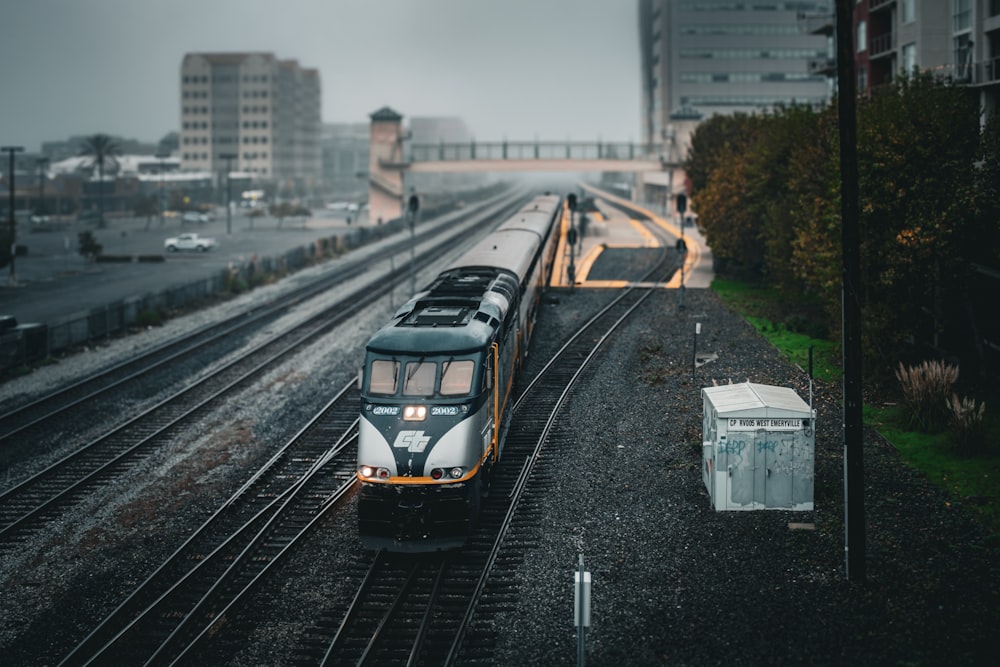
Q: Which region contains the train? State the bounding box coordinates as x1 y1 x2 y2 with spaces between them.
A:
355 192 564 551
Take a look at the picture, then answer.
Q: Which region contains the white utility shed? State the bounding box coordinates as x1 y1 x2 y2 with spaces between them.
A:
701 382 815 511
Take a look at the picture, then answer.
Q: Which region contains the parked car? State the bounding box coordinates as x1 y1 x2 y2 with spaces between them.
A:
164 232 216 252
182 211 210 224
326 201 359 213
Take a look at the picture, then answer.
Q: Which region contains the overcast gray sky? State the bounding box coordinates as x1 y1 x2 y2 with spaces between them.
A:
1 0 641 153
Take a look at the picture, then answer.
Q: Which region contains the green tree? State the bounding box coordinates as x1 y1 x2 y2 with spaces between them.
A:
689 114 766 277
686 113 756 193
786 104 841 329
269 202 310 228
751 105 825 292
0 229 11 270
853 75 983 376
132 193 159 230
686 74 993 383
78 134 121 229
78 230 102 258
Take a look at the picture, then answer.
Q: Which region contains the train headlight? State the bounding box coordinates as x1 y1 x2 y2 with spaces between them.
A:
403 405 427 421
429 467 465 480
358 466 391 480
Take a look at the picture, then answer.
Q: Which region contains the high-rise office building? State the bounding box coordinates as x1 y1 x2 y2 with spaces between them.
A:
638 0 833 163
179 52 321 188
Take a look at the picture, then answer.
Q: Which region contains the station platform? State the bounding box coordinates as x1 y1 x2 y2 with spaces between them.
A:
0 189 713 341
551 187 713 289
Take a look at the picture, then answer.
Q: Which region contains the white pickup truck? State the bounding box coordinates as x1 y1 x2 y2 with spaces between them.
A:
164 232 216 252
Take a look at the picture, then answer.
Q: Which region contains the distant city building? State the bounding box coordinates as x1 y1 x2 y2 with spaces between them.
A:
848 0 999 119
179 52 322 191
638 0 833 161
321 122 369 198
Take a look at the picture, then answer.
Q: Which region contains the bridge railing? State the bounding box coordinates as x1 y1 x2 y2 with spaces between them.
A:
408 141 665 163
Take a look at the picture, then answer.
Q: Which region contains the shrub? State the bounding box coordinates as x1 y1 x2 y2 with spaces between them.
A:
78 230 102 257
137 309 163 328
895 360 958 432
784 313 829 340
227 276 249 294
946 393 987 453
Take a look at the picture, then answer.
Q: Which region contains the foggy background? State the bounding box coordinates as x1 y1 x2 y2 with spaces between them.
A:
0 0 641 151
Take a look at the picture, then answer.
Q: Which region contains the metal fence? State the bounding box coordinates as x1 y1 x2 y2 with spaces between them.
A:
409 141 663 163
2 213 414 371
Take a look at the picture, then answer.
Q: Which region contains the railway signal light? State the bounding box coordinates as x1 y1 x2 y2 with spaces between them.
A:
676 193 687 214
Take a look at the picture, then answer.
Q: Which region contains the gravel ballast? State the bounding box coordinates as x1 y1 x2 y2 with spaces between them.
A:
488 284 999 667
2 243 998 666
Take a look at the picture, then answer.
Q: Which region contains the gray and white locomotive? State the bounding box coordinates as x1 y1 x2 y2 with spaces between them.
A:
356 193 563 551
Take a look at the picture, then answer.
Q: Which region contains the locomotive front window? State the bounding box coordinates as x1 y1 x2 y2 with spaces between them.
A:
440 360 475 396
369 359 399 395
403 360 436 396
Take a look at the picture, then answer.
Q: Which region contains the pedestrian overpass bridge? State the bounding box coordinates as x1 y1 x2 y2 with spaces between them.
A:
367 107 677 222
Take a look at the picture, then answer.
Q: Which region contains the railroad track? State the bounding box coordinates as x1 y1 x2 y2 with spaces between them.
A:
56 380 361 666
0 195 529 550
303 218 678 666
0 193 521 451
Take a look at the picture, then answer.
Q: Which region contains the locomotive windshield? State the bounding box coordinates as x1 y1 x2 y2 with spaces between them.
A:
366 356 477 398
369 360 399 395
440 360 475 395
403 360 436 396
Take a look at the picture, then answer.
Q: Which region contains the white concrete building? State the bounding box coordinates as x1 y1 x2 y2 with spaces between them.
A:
179 52 321 190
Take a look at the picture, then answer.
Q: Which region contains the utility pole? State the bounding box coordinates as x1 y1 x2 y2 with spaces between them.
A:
567 193 578 288
677 193 688 310
836 0 866 583
219 153 237 235
407 191 420 296
36 156 49 219
3 145 25 286
156 152 169 227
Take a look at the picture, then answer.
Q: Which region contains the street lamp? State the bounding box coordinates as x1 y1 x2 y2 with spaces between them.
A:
407 190 419 296
36 156 49 219
219 153 237 235
156 152 169 226
2 145 25 286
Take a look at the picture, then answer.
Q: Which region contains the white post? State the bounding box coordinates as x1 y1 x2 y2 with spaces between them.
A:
575 554 591 666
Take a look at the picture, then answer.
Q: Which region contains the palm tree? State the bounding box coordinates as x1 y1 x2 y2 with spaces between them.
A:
79 134 121 228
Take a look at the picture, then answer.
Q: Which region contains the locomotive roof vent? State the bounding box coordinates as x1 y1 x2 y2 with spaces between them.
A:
404 305 471 327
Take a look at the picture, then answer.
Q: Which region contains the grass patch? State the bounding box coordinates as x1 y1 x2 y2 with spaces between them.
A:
866 402 1000 537
712 279 840 383
714 277 1000 540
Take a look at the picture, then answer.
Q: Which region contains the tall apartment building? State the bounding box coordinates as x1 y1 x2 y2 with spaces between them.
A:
852 0 1000 119
179 52 322 189
638 0 833 167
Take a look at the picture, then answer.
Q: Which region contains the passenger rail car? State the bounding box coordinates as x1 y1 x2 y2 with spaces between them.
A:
356 193 563 551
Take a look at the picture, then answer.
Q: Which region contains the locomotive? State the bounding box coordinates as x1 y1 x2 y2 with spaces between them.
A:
356 193 564 551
